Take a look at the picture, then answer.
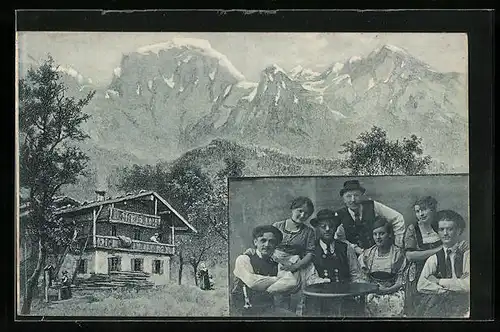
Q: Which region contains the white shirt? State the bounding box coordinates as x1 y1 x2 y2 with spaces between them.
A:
334 200 406 248
233 250 297 294
417 243 470 295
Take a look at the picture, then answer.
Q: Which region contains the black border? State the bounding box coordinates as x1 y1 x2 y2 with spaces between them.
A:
9 8 494 328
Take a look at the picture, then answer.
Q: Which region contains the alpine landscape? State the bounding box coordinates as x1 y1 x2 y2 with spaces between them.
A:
22 38 468 201
17 35 468 317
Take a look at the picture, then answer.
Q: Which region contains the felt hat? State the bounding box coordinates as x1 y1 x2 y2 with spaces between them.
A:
339 180 366 196
310 209 341 227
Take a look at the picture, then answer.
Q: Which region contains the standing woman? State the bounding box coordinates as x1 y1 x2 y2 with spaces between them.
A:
403 196 442 316
359 217 407 317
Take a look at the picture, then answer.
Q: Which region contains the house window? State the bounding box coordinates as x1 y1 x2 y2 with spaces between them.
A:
132 258 143 272
111 225 117 236
108 257 121 272
152 260 164 275
133 228 141 241
77 259 87 274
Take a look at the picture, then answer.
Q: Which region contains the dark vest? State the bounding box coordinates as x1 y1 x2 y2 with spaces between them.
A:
313 240 350 282
336 200 376 250
230 253 278 315
435 248 464 278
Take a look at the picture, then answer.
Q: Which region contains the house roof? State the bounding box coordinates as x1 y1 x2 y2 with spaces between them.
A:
19 195 81 217
55 190 197 233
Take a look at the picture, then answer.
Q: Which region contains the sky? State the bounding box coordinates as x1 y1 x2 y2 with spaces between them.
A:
17 32 468 87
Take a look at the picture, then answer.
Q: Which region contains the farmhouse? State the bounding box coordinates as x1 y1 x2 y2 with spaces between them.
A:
20 190 197 291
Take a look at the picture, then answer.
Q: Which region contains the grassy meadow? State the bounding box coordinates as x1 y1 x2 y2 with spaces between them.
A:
24 263 229 317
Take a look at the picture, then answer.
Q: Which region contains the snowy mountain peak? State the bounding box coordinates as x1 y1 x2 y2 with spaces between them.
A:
264 64 287 75
349 56 362 64
289 65 321 81
236 81 259 89
53 65 93 85
289 65 304 77
136 37 213 54
135 37 246 81
381 44 409 55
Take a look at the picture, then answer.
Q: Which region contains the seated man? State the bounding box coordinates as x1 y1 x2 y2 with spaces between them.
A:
417 210 470 318
230 225 298 317
307 209 365 316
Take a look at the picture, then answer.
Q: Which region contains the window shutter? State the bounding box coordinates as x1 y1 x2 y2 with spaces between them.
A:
152 260 156 274
140 259 144 271
84 259 88 273
108 257 112 273
131 258 134 272
117 257 121 271
160 260 164 275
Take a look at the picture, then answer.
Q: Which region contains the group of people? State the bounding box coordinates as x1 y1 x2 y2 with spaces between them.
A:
230 180 470 318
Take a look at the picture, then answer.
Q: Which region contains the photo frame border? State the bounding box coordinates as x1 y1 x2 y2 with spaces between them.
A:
10 8 494 325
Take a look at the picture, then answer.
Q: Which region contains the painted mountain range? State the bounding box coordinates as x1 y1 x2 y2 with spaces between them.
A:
22 38 468 199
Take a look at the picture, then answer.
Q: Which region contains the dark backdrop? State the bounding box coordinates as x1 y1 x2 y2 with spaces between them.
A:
228 175 469 282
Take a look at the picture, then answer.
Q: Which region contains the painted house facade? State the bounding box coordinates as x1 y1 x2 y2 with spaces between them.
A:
55 190 197 287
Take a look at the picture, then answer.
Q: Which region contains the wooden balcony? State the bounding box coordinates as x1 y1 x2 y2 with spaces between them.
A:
109 207 161 229
93 235 175 255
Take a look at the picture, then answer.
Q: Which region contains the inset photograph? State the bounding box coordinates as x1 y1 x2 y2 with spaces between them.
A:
228 175 469 318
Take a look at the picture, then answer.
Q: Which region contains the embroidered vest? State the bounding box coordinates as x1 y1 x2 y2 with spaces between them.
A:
435 248 464 278
313 240 350 282
230 253 278 313
337 200 376 250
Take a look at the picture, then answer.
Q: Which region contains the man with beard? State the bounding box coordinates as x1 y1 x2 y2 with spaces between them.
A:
230 225 298 317
334 180 405 255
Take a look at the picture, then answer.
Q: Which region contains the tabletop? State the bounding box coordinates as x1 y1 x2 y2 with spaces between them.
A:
303 282 379 298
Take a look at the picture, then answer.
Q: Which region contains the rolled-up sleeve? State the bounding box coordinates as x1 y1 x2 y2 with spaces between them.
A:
233 255 278 291
417 255 447 294
438 251 470 293
374 201 405 247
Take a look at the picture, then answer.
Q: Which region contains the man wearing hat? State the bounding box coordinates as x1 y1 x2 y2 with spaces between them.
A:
230 225 298 317
305 209 366 316
334 180 405 255
310 209 364 284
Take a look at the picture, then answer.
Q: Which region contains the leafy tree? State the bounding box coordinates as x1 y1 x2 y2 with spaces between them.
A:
339 126 432 175
116 160 229 286
18 56 95 314
217 155 246 178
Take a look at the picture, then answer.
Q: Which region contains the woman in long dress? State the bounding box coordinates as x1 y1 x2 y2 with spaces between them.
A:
403 196 443 316
359 216 407 317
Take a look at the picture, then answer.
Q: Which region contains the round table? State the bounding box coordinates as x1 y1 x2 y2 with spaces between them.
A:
303 282 379 317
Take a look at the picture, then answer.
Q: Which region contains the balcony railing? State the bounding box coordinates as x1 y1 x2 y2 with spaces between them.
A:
109 208 161 229
93 235 175 255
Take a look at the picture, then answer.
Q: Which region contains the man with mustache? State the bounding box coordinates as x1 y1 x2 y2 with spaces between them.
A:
417 210 470 317
310 209 364 284
334 180 406 255
230 225 298 317
307 209 366 316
